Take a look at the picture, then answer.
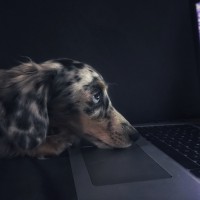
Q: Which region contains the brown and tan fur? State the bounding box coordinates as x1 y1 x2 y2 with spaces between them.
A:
0 58 139 157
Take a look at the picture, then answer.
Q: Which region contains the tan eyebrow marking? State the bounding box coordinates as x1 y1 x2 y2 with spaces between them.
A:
97 80 108 90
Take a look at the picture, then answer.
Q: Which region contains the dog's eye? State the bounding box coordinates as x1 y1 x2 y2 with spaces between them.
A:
92 92 102 104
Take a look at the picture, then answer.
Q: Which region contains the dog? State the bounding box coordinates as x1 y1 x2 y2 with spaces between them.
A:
0 58 139 157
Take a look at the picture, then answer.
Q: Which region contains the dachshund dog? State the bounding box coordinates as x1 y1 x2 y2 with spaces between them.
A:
0 58 139 157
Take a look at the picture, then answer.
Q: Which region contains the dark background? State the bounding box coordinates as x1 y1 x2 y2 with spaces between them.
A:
0 0 200 124
0 1 200 200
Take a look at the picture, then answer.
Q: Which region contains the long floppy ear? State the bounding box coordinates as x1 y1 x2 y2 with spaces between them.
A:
0 61 59 151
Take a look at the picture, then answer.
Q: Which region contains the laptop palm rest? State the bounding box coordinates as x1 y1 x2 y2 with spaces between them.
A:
81 145 171 186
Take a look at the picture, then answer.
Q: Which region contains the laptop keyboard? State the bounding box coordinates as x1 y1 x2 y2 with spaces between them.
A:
137 124 200 178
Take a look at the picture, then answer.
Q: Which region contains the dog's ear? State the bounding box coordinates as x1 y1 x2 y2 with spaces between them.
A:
0 61 59 151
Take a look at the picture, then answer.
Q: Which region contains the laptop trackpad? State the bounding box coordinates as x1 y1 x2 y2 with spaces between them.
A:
81 145 171 186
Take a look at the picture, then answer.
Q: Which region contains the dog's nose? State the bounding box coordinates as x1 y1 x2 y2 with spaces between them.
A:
129 127 140 141
122 123 140 141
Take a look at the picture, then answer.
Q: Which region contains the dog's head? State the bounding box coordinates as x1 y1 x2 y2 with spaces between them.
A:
0 58 139 150
47 59 139 148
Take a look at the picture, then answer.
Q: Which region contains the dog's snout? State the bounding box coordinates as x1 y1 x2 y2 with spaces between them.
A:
122 123 140 142
129 128 140 141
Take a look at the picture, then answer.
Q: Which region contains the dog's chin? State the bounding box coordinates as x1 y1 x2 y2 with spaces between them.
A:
92 141 112 149
83 133 133 149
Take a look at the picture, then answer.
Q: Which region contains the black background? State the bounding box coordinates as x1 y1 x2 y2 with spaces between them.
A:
0 0 200 123
0 1 200 200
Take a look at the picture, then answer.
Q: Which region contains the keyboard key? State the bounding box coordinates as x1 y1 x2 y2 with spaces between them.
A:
188 153 200 162
137 124 200 170
149 138 199 169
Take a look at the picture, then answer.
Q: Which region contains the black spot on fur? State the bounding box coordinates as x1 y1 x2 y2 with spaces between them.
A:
84 77 103 93
90 77 98 84
15 111 31 130
104 97 109 111
36 97 46 113
84 107 94 115
44 70 58 80
73 63 84 69
55 71 65 81
65 81 73 87
65 91 72 96
107 121 112 131
32 116 47 135
66 65 75 71
104 112 111 119
65 103 77 112
74 75 81 82
24 93 47 117
56 59 74 70
34 72 57 91
83 85 89 91
55 59 76 71
3 91 19 116
50 77 73 100
56 59 83 71
86 101 94 107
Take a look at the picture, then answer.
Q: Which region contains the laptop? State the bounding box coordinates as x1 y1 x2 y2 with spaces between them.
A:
68 2 200 200
68 122 200 200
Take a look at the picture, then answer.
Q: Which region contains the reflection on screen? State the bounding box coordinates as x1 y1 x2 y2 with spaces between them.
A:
196 2 200 40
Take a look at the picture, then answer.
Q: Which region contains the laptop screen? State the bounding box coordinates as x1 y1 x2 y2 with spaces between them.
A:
195 1 200 41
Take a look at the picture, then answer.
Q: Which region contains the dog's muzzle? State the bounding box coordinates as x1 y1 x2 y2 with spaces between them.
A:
122 123 140 142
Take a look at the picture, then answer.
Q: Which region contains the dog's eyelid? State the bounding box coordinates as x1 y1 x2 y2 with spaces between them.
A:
90 84 104 94
93 88 102 94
